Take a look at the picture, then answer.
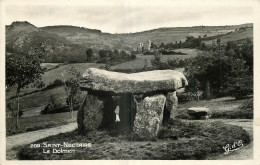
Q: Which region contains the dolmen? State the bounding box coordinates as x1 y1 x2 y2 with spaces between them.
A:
77 68 188 139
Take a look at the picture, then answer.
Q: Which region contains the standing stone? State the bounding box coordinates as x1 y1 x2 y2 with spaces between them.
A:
77 92 116 134
133 94 166 139
165 91 178 120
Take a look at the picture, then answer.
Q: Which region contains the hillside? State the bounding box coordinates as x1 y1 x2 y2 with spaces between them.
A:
202 26 253 45
6 22 89 63
6 21 253 61
40 23 253 50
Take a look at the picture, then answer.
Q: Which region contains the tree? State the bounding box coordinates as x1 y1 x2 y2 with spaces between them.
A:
200 42 207 50
239 38 253 72
150 42 157 49
144 59 149 71
62 67 81 118
159 42 165 48
185 76 201 101
217 38 221 46
114 49 119 55
184 47 252 99
119 50 128 60
225 56 252 99
151 50 163 69
86 48 93 61
99 49 106 60
6 44 45 128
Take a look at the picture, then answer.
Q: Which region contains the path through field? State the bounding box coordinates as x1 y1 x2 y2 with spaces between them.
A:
6 123 77 160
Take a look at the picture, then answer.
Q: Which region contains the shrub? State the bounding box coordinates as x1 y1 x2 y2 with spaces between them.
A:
53 79 63 86
44 79 64 90
41 95 65 114
158 49 187 55
41 105 70 114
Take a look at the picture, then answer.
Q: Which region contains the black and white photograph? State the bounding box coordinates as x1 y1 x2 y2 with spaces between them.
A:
1 0 259 162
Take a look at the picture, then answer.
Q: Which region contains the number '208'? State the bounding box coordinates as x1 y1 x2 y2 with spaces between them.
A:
30 143 41 148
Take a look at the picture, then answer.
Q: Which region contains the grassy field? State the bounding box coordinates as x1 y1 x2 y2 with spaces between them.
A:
111 48 198 71
42 63 104 85
6 87 88 118
41 63 61 70
5 63 97 117
6 87 67 113
6 111 77 136
6 63 104 99
6 63 95 136
176 97 253 119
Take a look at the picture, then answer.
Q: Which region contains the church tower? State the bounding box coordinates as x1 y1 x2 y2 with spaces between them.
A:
148 39 151 51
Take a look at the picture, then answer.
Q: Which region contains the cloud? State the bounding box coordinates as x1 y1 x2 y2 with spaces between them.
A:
5 4 253 33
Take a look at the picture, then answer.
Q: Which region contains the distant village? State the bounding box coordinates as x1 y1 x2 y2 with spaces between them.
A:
134 39 152 53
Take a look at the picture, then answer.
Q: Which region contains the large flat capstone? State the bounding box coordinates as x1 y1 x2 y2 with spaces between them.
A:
80 68 188 94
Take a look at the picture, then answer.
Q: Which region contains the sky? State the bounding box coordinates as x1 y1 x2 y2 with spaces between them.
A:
3 0 255 34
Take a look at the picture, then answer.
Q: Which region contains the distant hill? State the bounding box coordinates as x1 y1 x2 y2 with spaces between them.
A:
39 23 253 50
6 21 253 62
202 26 253 45
41 25 102 34
6 21 88 63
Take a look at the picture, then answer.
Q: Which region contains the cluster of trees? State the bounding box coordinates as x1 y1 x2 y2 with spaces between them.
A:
97 49 136 64
185 38 253 99
151 53 189 70
150 36 203 51
150 35 250 53
151 38 253 100
45 47 136 64
144 49 187 55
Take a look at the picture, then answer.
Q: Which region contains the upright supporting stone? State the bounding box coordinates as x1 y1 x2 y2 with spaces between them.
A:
133 94 166 139
77 92 116 134
165 91 178 120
